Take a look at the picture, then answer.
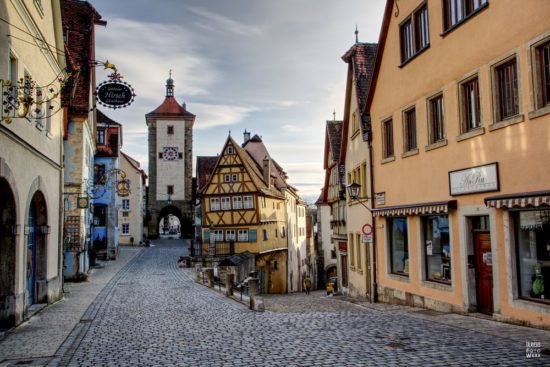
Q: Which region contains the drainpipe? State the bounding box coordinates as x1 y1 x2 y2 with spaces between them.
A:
368 139 378 303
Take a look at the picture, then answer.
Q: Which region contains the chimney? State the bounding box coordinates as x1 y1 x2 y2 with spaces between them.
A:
263 155 271 187
243 129 250 145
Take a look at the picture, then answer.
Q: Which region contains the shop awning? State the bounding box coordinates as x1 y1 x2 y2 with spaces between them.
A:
372 200 457 217
484 190 550 208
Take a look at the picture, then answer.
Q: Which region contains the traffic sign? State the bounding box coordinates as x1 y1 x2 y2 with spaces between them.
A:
361 223 373 236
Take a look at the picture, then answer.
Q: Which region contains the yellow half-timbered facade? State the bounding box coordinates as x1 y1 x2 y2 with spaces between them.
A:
200 135 288 294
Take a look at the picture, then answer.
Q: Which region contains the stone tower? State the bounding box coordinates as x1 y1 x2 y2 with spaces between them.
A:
146 75 195 237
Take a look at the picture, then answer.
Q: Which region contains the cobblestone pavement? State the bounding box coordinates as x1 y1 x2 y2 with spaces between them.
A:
0 245 142 366
32 240 549 366
2 240 549 366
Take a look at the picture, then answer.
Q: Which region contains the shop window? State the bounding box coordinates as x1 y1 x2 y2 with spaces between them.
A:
492 57 519 122
382 118 394 159
389 217 409 276
443 0 488 33
515 210 550 303
93 205 107 227
403 108 417 152
460 76 481 132
423 215 451 283
428 94 445 144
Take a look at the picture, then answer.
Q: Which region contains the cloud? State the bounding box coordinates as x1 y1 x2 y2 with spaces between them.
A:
192 103 257 130
187 6 264 36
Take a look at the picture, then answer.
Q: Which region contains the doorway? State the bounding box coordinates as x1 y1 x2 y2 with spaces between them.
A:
471 216 493 314
26 204 37 305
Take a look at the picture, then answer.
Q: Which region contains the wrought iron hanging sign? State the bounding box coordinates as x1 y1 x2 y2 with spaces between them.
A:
95 70 136 109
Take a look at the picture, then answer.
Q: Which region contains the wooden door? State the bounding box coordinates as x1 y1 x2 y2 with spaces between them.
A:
474 232 493 314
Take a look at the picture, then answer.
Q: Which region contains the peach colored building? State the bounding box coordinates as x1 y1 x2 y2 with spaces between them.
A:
366 0 550 328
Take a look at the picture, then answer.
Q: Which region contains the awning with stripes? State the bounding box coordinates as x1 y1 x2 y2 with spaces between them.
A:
372 200 457 217
484 191 550 209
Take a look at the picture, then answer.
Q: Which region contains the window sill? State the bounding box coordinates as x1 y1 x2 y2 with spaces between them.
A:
381 156 395 165
402 148 419 159
456 127 485 142
388 273 410 282
422 280 453 292
425 139 448 152
489 114 524 132
528 105 550 120
399 45 430 68
440 3 489 38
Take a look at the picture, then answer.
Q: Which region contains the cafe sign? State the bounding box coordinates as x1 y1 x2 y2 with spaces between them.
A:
449 162 499 196
96 77 136 109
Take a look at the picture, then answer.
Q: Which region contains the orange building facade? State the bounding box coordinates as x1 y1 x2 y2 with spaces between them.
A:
366 0 550 328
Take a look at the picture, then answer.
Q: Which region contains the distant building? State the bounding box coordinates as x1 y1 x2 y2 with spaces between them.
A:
0 0 65 326
197 133 305 294
93 110 122 260
315 193 334 289
118 152 146 245
146 76 195 238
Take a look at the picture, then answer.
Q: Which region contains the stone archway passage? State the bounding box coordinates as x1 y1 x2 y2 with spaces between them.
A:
157 205 184 238
0 178 17 326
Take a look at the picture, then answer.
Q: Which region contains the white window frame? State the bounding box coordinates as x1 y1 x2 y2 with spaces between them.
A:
232 196 242 210
221 197 231 210
243 196 253 209
224 174 231 182
122 223 130 235
210 197 220 211
238 229 248 242
122 198 130 211
226 229 236 241
231 173 238 181
214 230 224 242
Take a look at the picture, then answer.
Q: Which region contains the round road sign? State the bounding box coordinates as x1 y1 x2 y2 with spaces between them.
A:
362 223 373 236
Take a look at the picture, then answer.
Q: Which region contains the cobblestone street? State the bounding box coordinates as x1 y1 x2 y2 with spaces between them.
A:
1 240 549 366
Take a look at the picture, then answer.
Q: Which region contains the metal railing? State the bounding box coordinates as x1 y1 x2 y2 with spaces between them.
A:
190 241 235 257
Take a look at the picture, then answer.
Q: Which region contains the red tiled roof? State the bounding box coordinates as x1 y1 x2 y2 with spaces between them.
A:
342 43 378 111
196 156 218 192
243 135 288 190
147 97 195 118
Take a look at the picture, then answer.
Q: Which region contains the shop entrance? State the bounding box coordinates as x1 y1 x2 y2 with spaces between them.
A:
472 216 493 315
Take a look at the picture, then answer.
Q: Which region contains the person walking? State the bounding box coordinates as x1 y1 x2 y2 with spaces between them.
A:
304 275 312 295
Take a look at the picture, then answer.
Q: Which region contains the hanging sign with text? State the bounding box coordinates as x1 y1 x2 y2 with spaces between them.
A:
448 162 499 196
96 80 136 109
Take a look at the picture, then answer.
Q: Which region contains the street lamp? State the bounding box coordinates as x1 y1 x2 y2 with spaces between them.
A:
346 182 372 213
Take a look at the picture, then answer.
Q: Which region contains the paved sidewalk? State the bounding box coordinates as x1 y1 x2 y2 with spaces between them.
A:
0 246 143 365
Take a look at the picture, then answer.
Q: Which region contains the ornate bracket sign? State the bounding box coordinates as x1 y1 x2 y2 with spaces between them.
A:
95 72 136 109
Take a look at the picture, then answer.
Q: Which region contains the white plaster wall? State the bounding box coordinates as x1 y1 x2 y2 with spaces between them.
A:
155 120 185 200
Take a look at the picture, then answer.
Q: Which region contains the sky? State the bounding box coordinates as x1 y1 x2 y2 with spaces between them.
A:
89 0 386 203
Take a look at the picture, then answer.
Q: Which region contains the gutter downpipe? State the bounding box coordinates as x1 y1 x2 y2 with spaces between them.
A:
368 139 378 303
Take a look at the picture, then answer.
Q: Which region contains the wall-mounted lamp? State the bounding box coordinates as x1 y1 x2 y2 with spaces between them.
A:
346 181 372 213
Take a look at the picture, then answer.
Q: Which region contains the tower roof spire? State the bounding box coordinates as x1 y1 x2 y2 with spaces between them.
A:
166 69 174 97
355 25 359 43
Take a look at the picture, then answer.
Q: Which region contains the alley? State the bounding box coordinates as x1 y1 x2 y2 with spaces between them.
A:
0 239 540 366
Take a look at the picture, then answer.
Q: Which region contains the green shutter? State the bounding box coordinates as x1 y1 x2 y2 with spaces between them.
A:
204 229 210 242
249 229 257 242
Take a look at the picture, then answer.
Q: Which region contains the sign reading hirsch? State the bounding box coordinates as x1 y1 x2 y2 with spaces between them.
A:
449 162 499 196
96 80 136 109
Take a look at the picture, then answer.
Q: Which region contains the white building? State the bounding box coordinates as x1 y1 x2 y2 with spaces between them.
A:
118 152 146 245
0 0 65 326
